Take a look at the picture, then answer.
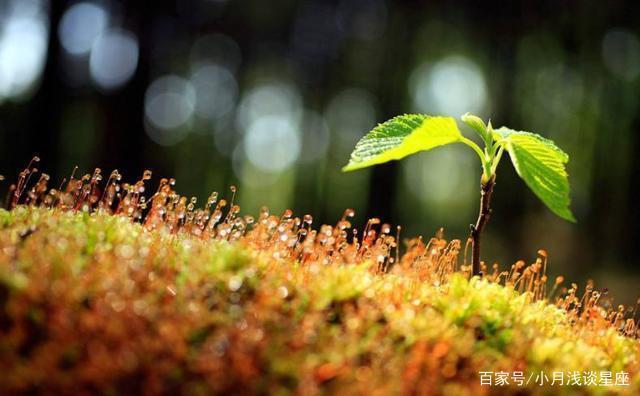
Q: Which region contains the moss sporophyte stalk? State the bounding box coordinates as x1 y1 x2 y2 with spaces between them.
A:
0 159 637 394
343 113 575 276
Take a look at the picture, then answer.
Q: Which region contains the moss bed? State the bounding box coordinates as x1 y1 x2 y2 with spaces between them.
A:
0 205 637 395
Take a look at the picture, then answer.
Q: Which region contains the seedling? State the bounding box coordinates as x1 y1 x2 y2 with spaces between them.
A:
343 113 575 276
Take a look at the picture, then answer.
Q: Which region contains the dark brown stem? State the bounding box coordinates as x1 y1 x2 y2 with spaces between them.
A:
470 175 496 276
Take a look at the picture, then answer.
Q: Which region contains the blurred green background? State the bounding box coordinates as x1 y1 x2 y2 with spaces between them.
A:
0 0 638 302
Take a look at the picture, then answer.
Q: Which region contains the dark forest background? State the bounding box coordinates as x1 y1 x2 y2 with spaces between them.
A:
0 0 639 302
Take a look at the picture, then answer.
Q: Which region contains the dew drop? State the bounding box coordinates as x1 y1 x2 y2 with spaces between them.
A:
228 276 243 291
278 286 289 299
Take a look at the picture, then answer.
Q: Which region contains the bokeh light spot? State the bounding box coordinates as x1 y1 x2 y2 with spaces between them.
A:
236 81 303 131
190 62 238 121
410 55 487 116
243 116 301 173
0 0 49 102
144 75 196 145
58 2 109 56
89 28 139 90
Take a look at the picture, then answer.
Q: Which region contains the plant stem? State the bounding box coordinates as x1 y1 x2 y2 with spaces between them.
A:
470 174 496 276
490 145 505 175
460 137 486 164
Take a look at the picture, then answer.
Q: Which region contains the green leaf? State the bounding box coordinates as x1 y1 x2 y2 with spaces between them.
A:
461 113 489 141
342 114 463 172
495 127 576 222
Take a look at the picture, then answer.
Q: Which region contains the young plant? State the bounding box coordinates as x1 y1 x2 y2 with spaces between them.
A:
342 113 575 276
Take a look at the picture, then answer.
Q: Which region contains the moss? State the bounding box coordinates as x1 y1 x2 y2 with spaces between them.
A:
0 206 637 395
